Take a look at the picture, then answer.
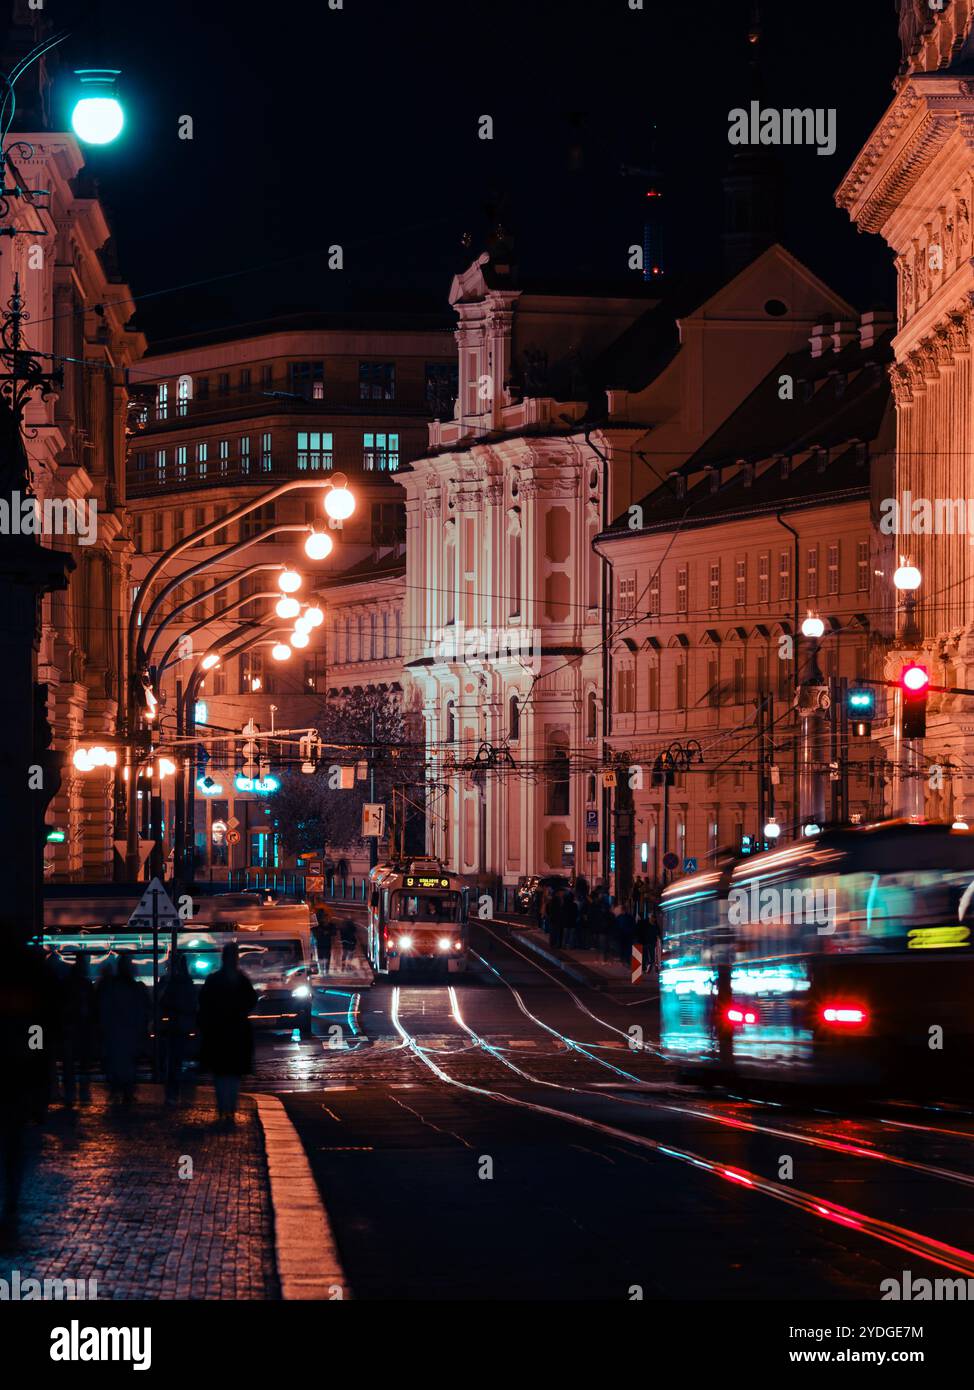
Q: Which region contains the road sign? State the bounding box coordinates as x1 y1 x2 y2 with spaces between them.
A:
114 839 154 870
662 851 680 871
631 944 644 984
226 815 240 830
306 875 324 894
127 877 181 928
585 810 598 830
683 857 697 873
226 829 241 846
362 803 385 837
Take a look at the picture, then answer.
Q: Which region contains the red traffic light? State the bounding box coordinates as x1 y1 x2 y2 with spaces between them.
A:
900 663 930 693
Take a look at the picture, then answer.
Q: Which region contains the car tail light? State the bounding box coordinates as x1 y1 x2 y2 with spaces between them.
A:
821 1005 868 1027
726 1006 757 1026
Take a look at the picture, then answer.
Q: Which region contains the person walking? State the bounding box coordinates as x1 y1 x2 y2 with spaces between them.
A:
98 952 150 1109
61 952 95 1109
198 942 257 1125
562 892 579 950
313 906 335 973
613 902 637 966
160 954 198 1104
339 918 358 969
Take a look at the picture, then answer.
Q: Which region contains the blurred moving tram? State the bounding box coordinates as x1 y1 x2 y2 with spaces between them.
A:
366 858 469 976
659 821 974 1091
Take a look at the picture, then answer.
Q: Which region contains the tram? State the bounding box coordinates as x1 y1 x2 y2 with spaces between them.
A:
366 857 469 975
659 821 974 1090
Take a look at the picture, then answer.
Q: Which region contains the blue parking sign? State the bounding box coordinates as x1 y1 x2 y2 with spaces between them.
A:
683 857 697 873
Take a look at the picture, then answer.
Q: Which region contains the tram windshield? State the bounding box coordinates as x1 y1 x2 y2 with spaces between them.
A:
390 891 461 923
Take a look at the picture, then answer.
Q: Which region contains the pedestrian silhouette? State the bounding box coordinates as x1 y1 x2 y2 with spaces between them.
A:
198 942 256 1125
160 954 198 1104
97 952 150 1108
314 907 335 974
61 952 95 1108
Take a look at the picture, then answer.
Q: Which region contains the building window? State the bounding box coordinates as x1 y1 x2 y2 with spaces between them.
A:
242 502 274 540
297 431 334 471
261 365 273 389
618 575 636 617
304 658 318 692
649 572 660 618
757 653 768 695
509 693 521 741
289 361 324 399
152 512 164 551
735 558 747 606
242 651 263 693
371 501 405 546
363 432 399 472
676 566 688 615
425 362 458 416
175 446 187 481
617 667 636 714
446 700 456 744
196 442 207 479
176 378 191 418
240 436 251 474
155 449 166 485
196 377 209 401
758 553 770 604
647 665 659 712
395 611 402 655
709 562 720 609
218 373 230 396
173 509 185 543
359 361 396 400
509 532 522 616
261 432 272 472
733 656 745 704
778 550 791 603
156 383 168 421
586 690 597 739
211 664 226 696
675 663 687 710
381 611 389 657
707 657 720 708
545 735 570 816
857 539 869 592
807 546 818 599
219 439 230 475
239 368 251 394
827 542 840 595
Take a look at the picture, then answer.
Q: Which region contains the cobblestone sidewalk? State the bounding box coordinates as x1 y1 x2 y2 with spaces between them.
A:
0 1086 279 1300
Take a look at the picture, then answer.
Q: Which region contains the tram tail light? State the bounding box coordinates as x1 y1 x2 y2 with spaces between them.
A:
726 1006 757 1026
820 1005 868 1027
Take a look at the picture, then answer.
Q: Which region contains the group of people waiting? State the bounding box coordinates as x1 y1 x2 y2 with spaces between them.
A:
536 875 662 967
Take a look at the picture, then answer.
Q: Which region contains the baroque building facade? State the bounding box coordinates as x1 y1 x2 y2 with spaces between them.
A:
837 0 974 824
401 246 846 885
1 132 146 883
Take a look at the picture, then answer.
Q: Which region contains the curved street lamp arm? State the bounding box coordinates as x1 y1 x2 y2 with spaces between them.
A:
137 524 311 671
144 561 285 669
156 590 283 677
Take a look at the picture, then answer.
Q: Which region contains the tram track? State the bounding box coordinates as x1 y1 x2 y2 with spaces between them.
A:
389 983 974 1279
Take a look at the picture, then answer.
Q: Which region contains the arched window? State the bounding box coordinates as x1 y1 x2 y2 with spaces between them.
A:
545 732 570 816
509 531 522 616
509 693 520 741
369 612 377 659
446 699 456 744
382 611 389 657
395 611 402 656
586 689 597 739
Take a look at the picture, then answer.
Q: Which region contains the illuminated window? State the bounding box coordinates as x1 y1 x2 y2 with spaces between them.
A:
778 550 791 602
175 446 187 481
260 432 272 472
177 378 190 417
218 440 229 475
735 558 747 606
155 449 166 484
648 572 660 618
827 542 840 595
676 566 688 615
709 562 720 608
363 432 400 472
297 431 334 470
425 362 457 415
156 383 168 421
758 553 770 604
618 575 636 616
807 546 818 598
196 442 207 479
289 361 324 399
857 539 869 592
240 436 251 474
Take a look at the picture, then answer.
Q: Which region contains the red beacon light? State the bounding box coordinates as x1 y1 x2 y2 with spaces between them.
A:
821 1005 868 1027
726 1006 757 1026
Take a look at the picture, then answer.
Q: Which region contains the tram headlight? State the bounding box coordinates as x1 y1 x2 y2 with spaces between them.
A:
398 935 413 951
438 937 452 952
291 984 311 1000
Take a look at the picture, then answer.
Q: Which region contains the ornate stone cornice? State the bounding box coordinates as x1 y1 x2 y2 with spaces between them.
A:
836 78 973 235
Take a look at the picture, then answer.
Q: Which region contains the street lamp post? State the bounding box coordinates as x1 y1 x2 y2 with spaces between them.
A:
797 612 829 830
892 559 923 818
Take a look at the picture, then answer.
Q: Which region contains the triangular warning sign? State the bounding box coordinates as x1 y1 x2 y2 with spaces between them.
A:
113 839 155 870
127 876 181 927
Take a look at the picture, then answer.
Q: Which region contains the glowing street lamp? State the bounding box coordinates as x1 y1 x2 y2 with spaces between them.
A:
271 642 292 662
275 596 300 619
801 612 825 640
70 70 124 145
304 606 324 628
304 529 333 560
323 474 355 522
893 560 922 593
764 818 781 841
290 629 310 649
278 569 302 594
201 652 221 670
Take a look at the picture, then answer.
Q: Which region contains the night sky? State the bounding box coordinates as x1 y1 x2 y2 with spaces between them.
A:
25 0 900 342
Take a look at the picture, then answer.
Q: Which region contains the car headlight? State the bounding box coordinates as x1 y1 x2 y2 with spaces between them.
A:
291 984 311 1000
438 937 452 951
398 935 413 950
